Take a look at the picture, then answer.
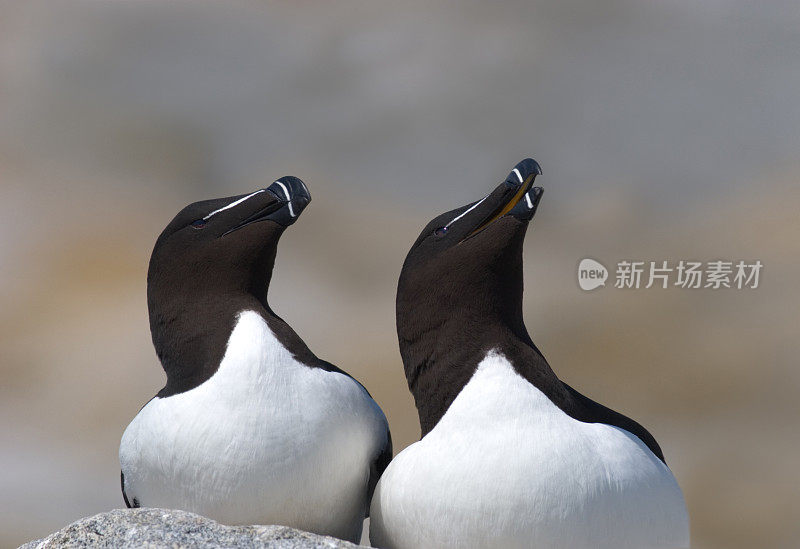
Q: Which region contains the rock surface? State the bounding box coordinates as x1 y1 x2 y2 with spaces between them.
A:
20 508 362 548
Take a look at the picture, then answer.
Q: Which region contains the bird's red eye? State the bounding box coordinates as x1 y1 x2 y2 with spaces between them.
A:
434 227 448 237
191 219 207 229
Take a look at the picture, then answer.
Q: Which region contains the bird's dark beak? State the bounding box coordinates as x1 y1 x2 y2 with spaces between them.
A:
464 158 542 238
223 176 312 236
440 158 541 244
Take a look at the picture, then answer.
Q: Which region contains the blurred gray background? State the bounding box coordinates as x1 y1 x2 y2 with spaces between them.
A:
1 1 798 547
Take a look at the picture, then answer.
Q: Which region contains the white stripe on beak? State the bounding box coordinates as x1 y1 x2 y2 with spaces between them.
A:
445 195 490 229
203 189 266 220
512 168 523 184
525 192 534 209
274 180 295 218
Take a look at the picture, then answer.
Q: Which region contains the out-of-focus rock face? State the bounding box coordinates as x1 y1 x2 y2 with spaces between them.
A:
19 508 361 549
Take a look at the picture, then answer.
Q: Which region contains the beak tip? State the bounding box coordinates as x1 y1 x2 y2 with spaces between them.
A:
508 158 543 186
520 157 542 176
265 176 312 225
272 176 312 202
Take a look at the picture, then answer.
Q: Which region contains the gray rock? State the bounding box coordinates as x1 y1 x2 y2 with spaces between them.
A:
20 508 362 549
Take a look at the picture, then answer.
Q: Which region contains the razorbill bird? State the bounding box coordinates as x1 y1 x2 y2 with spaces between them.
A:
120 177 392 543
370 159 689 549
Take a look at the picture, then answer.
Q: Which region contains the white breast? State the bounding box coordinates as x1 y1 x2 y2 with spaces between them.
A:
370 350 689 549
120 310 388 543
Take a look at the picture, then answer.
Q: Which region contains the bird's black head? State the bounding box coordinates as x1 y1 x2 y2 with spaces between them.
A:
148 177 310 307
398 158 543 342
396 159 544 434
146 176 311 396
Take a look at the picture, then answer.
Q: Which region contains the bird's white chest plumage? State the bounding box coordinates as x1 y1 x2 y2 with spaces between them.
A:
370 351 689 549
120 311 388 543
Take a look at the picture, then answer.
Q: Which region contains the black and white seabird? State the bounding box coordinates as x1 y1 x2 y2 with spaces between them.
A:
120 177 392 543
370 159 689 549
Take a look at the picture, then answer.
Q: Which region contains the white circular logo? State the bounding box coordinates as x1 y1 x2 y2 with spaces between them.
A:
578 258 608 291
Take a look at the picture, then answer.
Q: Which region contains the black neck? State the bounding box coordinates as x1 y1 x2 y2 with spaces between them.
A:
148 243 276 397
397 230 553 435
399 310 558 436
148 282 265 397
147 252 346 397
